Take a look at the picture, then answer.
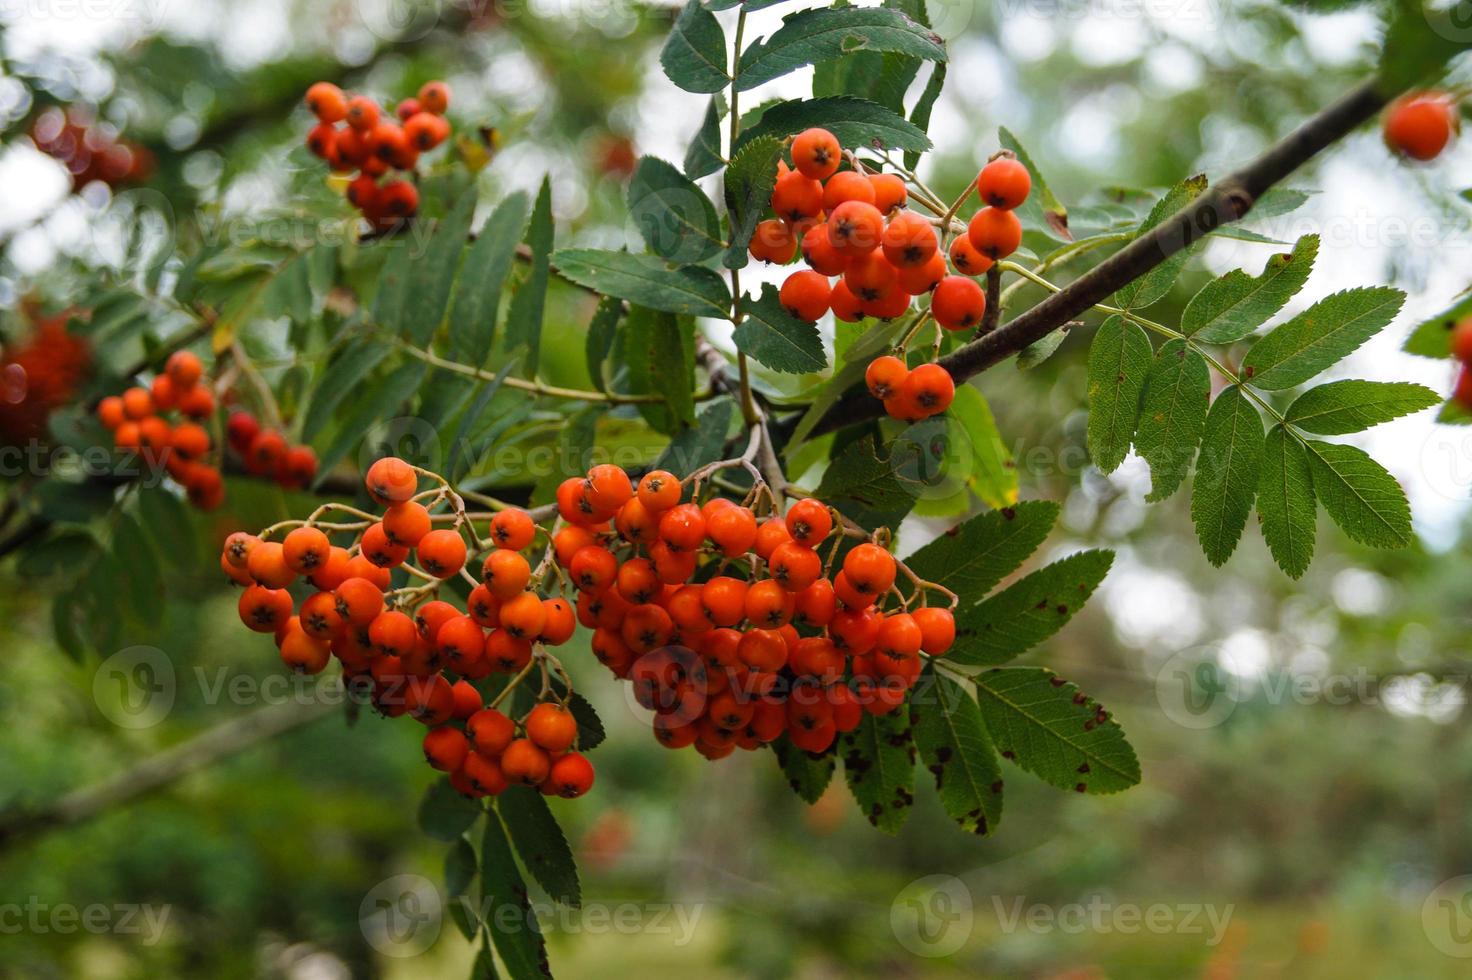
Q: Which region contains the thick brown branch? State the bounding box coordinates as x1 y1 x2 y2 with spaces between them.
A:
804 78 1391 438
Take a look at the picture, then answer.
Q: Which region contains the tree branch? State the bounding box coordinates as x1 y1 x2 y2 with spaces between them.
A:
804 77 1391 439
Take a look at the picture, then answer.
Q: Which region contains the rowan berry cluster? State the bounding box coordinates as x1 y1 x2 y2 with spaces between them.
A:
95 351 225 510
0 305 90 446
1383 90 1461 161
220 453 957 796
225 410 319 491
302 80 454 230
1447 318 1472 410
29 107 154 193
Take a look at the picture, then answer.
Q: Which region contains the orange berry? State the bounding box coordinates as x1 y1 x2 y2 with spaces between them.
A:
345 95 380 131
526 702 578 753
309 545 352 591
305 82 348 123
305 122 337 159
620 603 674 653
404 112 450 151
897 362 955 418
369 610 418 658
170 422 210 460
897 252 947 295
405 674 455 725
793 577 837 627
865 355 908 400
585 463 633 512
843 542 897 596
382 501 432 547
165 350 203 389
501 739 551 785
150 375 175 411
829 281 864 322
486 628 533 672
745 578 796 628
912 606 956 654
843 250 899 303
977 157 1031 210
97 396 125 430
223 531 258 569
176 385 215 419
881 210 938 268
784 498 832 547
658 502 706 552
396 97 422 121
489 508 536 550
498 592 547 640
701 576 749 628
706 504 758 557
614 497 658 545
737 628 788 673
637 469 681 512
968 206 1022 260
299 591 344 641
121 386 153 420
770 170 824 223
569 544 618 594
769 539 823 592
1384 92 1457 161
828 200 884 257
416 528 467 578
423 727 469 772
483 548 532 599
365 456 417 504
279 623 331 675
461 751 509 796
877 612 923 658
792 127 841 180
546 752 594 798
754 518 791 560
539 597 576 645
821 170 876 212
282 526 331 574
779 270 832 322
418 80 451 114
360 522 408 568
247 540 295 589
931 275 987 330
869 172 908 213
553 524 598 567
239 585 292 633
334 577 384 626
467 707 515 756
800 221 848 276
377 179 419 218
749 219 798 264
948 234 993 276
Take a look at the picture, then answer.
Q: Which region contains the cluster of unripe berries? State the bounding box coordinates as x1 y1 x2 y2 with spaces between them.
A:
1446 318 1472 410
547 464 957 758
29 107 154 193
1383 91 1461 162
223 456 594 800
96 351 224 510
223 410 318 491
302 80 454 230
755 127 1029 333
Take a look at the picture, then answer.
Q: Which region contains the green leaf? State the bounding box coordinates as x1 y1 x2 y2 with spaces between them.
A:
451 191 530 365
447 354 525 482
840 705 915 834
499 787 581 908
1242 287 1406 391
734 286 828 374
445 835 480 940
731 96 931 157
723 135 786 268
566 691 606 750
905 61 946 170
1016 328 1068 370
817 434 920 527
903 500 1060 602
1086 315 1153 473
999 126 1069 241
773 734 836 804
654 398 735 473
404 188 477 346
504 178 554 376
813 49 921 115
1135 339 1210 501
583 295 623 393
1190 386 1264 566
949 550 1114 666
1402 291 1472 359
628 156 723 263
973 667 1141 794
111 514 163 625
315 359 428 477
533 404 605 502
480 811 550 980
948 384 1017 508
418 777 482 843
301 340 393 441
912 667 1004 835
1286 380 1441 434
1257 426 1316 579
1303 439 1412 549
1182 234 1318 344
1379 0 1472 92
737 5 945 91
1113 175 1208 309
372 242 413 334
685 98 726 179
661 0 729 94
552 249 731 318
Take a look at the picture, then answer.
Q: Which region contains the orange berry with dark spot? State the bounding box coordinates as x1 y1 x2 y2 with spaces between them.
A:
779 270 832 322
931 275 987 330
976 157 1031 210
968 206 1022 260
791 127 841 180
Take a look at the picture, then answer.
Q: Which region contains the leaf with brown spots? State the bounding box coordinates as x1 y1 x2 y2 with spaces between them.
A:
772 733 836 804
841 705 915 835
902 500 1058 605
912 666 1004 835
948 549 1114 666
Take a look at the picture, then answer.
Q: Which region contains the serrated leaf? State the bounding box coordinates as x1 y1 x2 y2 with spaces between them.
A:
628 156 723 263
1303 439 1412 549
999 126 1069 241
405 188 477 346
723 135 785 268
973 667 1140 794
949 549 1114 666
1402 291 1472 359
1242 287 1406 391
418 777 482 843
1016 328 1068 369
583 295 622 393
1113 175 1208 308
813 48 920 115
1286 380 1440 434
734 286 827 374
905 61 946 170
480 811 550 980
773 734 836 803
736 6 946 91
1135 339 1210 501
504 178 554 376
1190 386 1264 566
1257 425 1316 578
499 787 581 908
732 96 931 156
111 514 162 624
817 434 920 525
1182 234 1318 344
1086 315 1153 473
903 500 1060 601
949 384 1017 508
447 353 524 483
372 242 413 334
661 0 729 93
685 98 725 179
566 691 606 750
301 340 393 441
654 397 735 472
315 359 428 477
912 668 1004 835
445 835 480 940
552 250 731 318
840 706 915 834
452 191 530 365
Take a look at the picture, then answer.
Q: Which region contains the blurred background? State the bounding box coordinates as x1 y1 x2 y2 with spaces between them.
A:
2 0 1472 977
